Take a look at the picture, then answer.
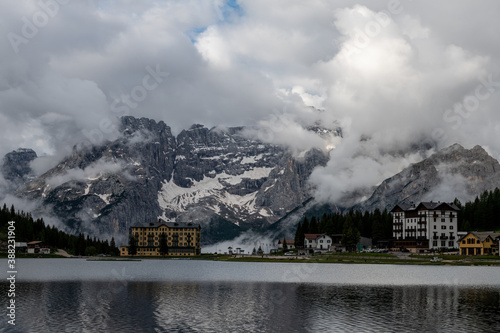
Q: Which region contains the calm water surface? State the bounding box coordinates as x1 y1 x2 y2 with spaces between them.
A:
1 259 499 332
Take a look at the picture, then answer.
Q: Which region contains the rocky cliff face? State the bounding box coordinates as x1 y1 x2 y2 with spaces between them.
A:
19 117 176 239
2 148 37 187
15 116 330 244
356 144 500 212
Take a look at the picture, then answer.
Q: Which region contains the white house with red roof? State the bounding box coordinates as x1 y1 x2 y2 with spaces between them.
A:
304 234 334 251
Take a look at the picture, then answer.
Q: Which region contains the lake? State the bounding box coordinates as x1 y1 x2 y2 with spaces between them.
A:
1 259 500 332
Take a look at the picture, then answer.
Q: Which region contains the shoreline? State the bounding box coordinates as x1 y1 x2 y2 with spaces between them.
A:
4 252 498 266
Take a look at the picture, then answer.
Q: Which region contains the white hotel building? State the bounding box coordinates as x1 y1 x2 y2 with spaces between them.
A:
391 201 459 252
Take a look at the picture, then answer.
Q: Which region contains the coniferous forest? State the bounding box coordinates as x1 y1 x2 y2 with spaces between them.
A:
1 188 500 254
294 188 500 247
0 203 119 256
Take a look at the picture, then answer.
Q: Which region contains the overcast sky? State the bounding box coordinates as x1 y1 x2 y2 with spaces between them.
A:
1 0 500 202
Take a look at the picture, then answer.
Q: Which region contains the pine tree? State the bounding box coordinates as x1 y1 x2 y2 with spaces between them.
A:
309 216 319 234
109 237 117 256
294 221 302 248
341 215 360 252
461 220 472 232
129 235 137 256
302 217 310 234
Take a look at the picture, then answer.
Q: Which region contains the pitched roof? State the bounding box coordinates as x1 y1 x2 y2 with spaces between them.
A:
304 233 322 240
419 202 460 211
131 221 201 229
460 231 500 242
391 203 413 212
392 201 459 212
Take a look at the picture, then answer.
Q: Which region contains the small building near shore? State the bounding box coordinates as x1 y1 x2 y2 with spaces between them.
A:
458 232 500 256
304 234 334 251
27 241 50 254
277 239 295 249
15 242 27 253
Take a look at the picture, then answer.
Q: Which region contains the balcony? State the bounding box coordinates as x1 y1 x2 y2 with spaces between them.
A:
433 236 439 240
449 236 455 240
418 228 427 232
440 236 448 240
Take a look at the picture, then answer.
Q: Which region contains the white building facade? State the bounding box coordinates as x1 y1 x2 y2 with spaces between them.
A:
392 202 459 251
304 234 333 251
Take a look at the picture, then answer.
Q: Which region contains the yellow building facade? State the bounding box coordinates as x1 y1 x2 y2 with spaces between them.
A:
120 221 201 256
459 232 500 256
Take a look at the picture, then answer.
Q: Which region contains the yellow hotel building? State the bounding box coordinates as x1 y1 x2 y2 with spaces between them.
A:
120 220 201 256
458 232 500 256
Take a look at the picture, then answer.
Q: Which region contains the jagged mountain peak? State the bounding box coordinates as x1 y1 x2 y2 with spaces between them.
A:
1 148 37 186
13 115 327 245
188 124 207 131
121 116 172 137
437 143 464 154
355 143 500 212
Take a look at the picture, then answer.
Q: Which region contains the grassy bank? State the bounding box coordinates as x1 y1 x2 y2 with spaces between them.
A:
214 253 500 266
3 252 499 266
0 252 67 259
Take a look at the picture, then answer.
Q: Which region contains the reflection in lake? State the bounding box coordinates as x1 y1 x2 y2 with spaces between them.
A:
2 281 499 332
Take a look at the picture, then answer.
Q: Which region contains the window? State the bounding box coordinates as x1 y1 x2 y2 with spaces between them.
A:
434 225 436 229
441 218 445 222
450 226 454 230
448 241 454 247
441 241 446 246
441 225 446 229
433 241 438 246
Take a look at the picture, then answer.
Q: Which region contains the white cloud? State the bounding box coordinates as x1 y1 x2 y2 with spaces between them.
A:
45 159 130 188
1 0 500 209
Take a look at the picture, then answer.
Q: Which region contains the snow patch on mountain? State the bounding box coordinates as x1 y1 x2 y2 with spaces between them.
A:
158 167 274 215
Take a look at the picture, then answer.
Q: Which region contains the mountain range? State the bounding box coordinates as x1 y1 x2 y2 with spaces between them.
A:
6 117 334 244
2 116 500 245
